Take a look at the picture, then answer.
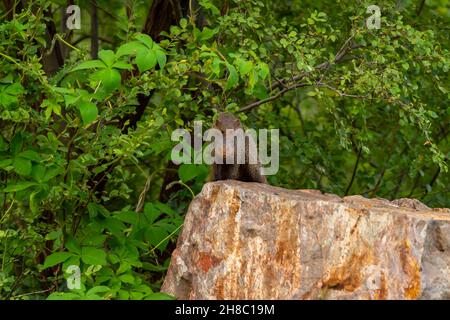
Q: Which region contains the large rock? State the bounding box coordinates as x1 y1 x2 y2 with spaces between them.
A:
161 181 450 300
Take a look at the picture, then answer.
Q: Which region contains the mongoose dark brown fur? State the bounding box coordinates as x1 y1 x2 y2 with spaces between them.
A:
210 112 267 184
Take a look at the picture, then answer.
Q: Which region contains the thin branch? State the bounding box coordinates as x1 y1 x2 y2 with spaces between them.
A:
270 33 356 91
88 0 121 22
0 199 15 225
9 288 54 299
72 34 113 46
407 172 422 198
147 223 184 255
316 82 369 99
136 171 157 213
416 0 426 16
421 167 440 198
238 33 359 113
345 148 362 196
294 91 305 136
238 82 310 112
91 0 99 59
239 80 369 113
42 6 65 75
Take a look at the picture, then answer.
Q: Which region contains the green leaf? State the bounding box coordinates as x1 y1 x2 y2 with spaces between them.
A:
81 247 107 265
91 68 122 93
30 189 42 214
0 136 7 151
236 59 253 75
18 150 41 162
5 83 25 95
155 50 167 69
146 292 176 300
86 286 111 296
13 157 32 176
45 230 62 241
78 101 98 126
115 210 138 225
198 0 220 15
87 203 99 218
0 159 12 169
41 99 62 120
119 273 135 284
66 239 81 255
154 202 177 216
10 133 23 155
145 226 168 248
143 203 163 224
43 167 63 182
81 234 107 247
63 94 80 107
258 62 270 79
142 262 167 272
31 163 46 182
116 41 145 57
180 18 188 29
117 261 131 274
211 58 222 76
47 292 81 300
0 90 18 107
3 181 38 192
198 27 218 41
43 252 74 269
104 217 126 236
136 49 157 72
98 50 116 67
0 83 24 107
135 34 154 49
71 60 106 72
112 60 132 70
252 82 268 100
226 64 239 90
178 163 201 182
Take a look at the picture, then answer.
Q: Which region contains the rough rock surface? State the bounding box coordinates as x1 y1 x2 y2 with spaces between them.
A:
161 181 450 300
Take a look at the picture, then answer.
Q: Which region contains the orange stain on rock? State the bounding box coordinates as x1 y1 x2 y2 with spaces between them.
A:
372 272 387 300
214 276 225 300
197 252 220 273
322 249 374 293
400 239 421 299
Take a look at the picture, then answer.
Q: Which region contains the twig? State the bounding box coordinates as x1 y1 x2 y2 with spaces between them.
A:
316 82 369 99
91 0 99 59
9 288 54 299
416 0 426 16
238 33 358 113
0 200 15 225
421 167 441 198
238 82 310 112
270 33 356 91
56 34 80 52
148 223 184 255
135 172 155 213
345 148 362 196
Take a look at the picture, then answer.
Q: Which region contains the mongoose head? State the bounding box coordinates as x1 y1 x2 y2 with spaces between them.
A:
215 112 242 130
213 112 242 162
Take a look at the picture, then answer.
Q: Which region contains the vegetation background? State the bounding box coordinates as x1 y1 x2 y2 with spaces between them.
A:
0 0 448 299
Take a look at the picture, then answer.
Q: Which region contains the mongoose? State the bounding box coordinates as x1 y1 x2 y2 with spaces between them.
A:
210 112 267 184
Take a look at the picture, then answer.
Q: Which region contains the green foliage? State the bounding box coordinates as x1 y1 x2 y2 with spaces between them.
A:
0 0 449 300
